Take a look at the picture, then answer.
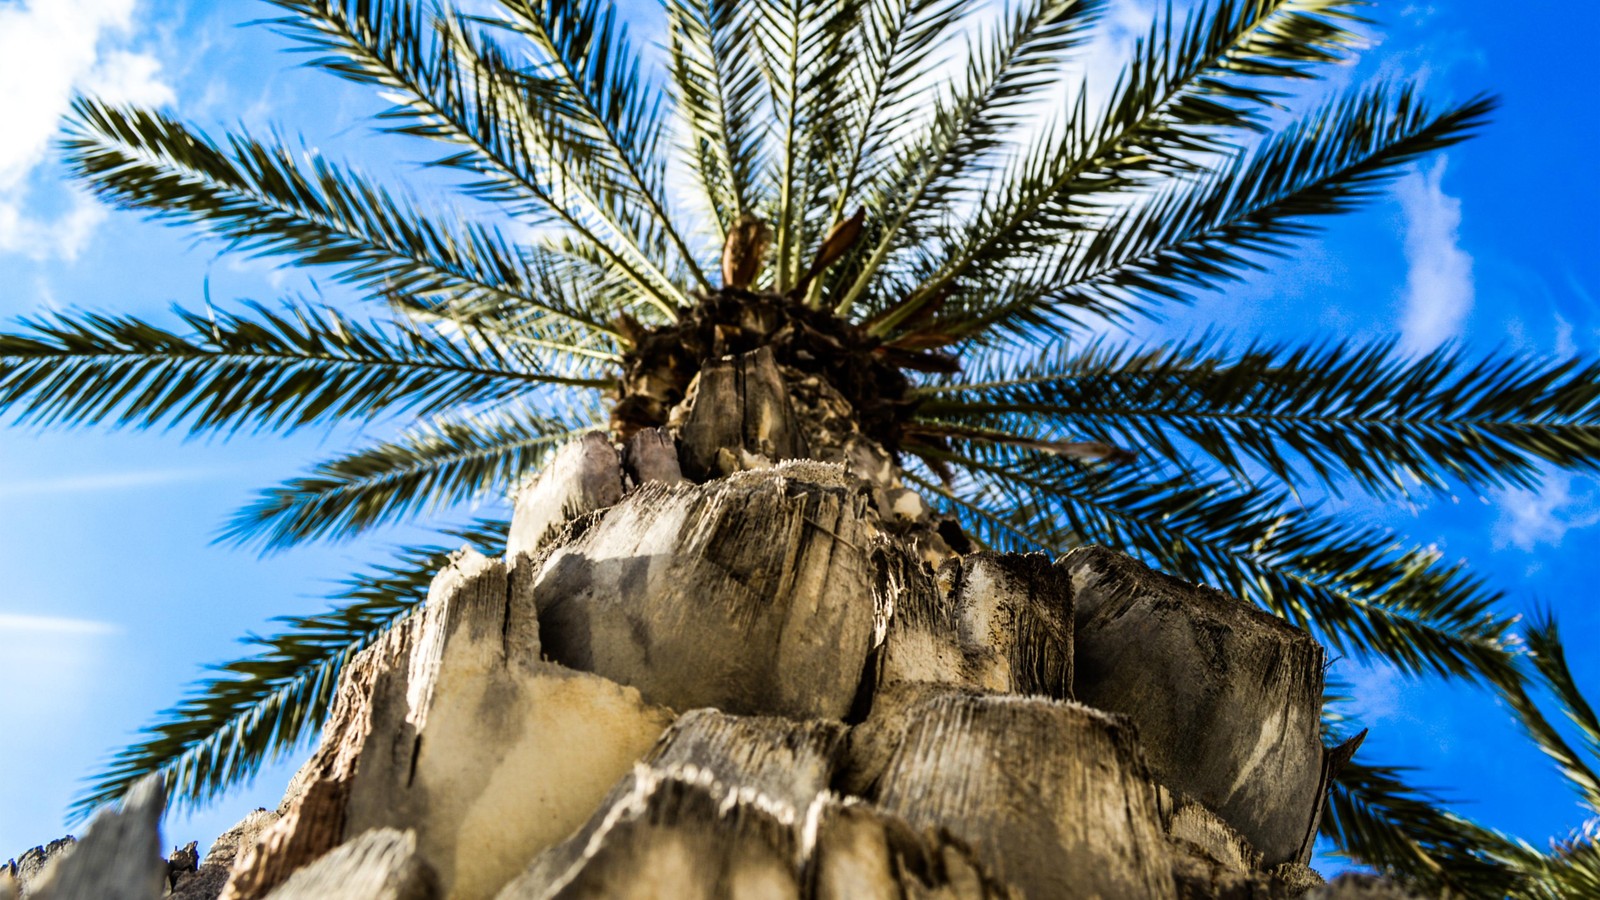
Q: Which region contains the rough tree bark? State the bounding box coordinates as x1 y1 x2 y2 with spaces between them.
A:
10 347 1395 899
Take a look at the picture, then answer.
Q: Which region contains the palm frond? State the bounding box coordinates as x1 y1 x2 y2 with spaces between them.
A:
1321 644 1600 900
70 520 508 819
1323 756 1529 898
921 84 1494 340
63 99 616 334
914 338 1600 497
897 0 1369 317
391 244 632 373
797 0 967 308
833 0 1104 315
824 0 965 214
665 0 771 239
264 0 574 215
1095 0 1369 142
264 0 691 315
1499 613 1600 817
519 235 678 334
0 301 604 434
927 444 1521 685
482 0 713 291
1526 615 1600 770
1515 825 1600 900
748 0 863 291
226 404 592 548
902 467 1048 553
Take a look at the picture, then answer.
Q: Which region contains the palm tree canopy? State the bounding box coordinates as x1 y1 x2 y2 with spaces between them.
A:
3 0 1598 894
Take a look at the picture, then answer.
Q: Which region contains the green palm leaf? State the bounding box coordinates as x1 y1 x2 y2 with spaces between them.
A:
798 0 967 307
902 0 1369 317
829 0 966 213
1499 613 1600 817
0 300 603 434
751 0 862 290
227 404 592 548
482 0 713 292
1323 756 1528 898
915 338 1600 496
71 520 508 819
894 83 1493 339
665 0 772 239
265 0 692 315
63 99 615 334
1330 752 1600 898
896 0 1369 315
833 0 1104 314
1517 830 1600 900
393 245 634 373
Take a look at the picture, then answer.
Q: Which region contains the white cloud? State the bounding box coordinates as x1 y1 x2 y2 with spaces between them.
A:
0 612 118 727
1493 471 1600 552
0 189 107 261
82 47 175 108
1399 5 1440 25
0 466 228 499
1553 312 1578 358
0 613 118 636
0 0 172 260
1340 660 1407 724
1396 157 1473 352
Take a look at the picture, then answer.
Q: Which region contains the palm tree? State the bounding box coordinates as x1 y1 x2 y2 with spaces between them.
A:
2 0 1597 894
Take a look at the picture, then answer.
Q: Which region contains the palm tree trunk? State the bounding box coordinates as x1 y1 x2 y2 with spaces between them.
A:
24 348 1390 900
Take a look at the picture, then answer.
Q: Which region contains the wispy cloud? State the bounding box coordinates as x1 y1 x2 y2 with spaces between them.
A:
1340 660 1408 724
1398 4 1441 25
1554 312 1577 358
0 613 118 636
0 466 228 499
1396 157 1474 352
1493 471 1600 552
80 47 176 108
0 0 173 260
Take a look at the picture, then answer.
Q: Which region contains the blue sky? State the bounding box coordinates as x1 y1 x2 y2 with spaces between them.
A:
1 0 1597 867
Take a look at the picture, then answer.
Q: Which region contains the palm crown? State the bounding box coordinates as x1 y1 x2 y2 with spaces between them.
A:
3 0 1599 895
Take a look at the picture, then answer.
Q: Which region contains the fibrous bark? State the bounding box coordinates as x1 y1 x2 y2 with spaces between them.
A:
642 710 847 809
506 432 624 565
612 292 916 454
500 709 1016 900
874 552 1072 698
526 463 882 721
25 775 165 900
502 767 802 899
2 837 74 899
806 798 1017 900
506 708 847 895
1065 546 1329 867
170 809 280 899
1160 789 1324 899
871 693 1177 900
220 550 675 900
677 346 808 479
621 427 685 487
261 828 436 900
